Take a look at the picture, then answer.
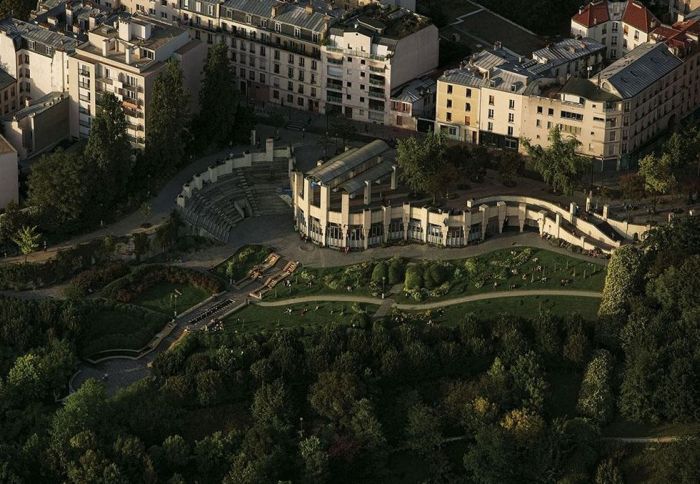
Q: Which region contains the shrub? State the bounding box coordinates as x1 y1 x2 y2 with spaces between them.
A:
371 261 388 284
103 265 224 303
404 264 423 291
388 258 405 285
65 261 130 298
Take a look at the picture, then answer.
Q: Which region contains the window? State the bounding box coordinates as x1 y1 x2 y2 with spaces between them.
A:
207 4 213 15
275 22 281 32
346 94 351 100
609 131 616 142
466 88 471 97
347 56 352 62
446 99 452 108
536 119 541 127
447 84 453 94
311 60 317 70
288 54 294 63
507 126 514 136
548 108 554 116
273 90 279 99
465 102 471 111
508 99 515 109
488 95 494 105
508 113 514 123
446 112 452 122
294 27 301 38
464 115 470 126
537 106 543 114
487 122 493 131
287 81 293 91
487 109 494 119
312 32 320 42
260 73 265 83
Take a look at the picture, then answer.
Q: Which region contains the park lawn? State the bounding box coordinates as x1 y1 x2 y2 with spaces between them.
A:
214 245 272 281
132 282 209 315
79 303 169 357
222 301 378 334
395 247 606 304
408 295 601 323
602 419 700 439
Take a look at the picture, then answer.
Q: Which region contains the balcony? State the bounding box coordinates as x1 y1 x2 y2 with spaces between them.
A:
327 91 342 104
369 65 385 73
369 78 384 87
78 94 91 102
368 88 385 100
78 81 90 89
326 79 343 91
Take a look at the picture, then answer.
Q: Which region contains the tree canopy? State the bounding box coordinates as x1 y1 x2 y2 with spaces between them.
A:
522 127 587 195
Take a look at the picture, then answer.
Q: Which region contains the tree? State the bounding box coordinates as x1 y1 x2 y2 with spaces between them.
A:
251 380 291 431
522 127 587 195
496 151 523 186
162 435 190 471
396 134 449 202
308 372 361 423
648 434 700 483
595 458 624 484
131 232 150 263
28 151 95 230
598 245 644 319
84 93 131 207
197 42 252 147
299 436 329 484
405 402 443 456
638 153 675 198
577 350 615 424
145 60 189 180
12 226 41 263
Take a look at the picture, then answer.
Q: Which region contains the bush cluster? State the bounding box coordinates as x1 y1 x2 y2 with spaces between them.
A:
103 265 224 303
65 261 130 298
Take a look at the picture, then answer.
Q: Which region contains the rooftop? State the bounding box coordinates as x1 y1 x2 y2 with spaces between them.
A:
3 92 67 122
597 42 682 98
222 0 330 32
307 139 392 188
391 77 436 104
0 134 16 155
0 69 15 90
0 17 78 53
332 3 432 40
559 77 621 102
531 38 605 69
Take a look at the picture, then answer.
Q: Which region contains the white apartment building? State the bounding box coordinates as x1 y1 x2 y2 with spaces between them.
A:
0 18 77 106
571 0 659 59
323 6 438 124
66 14 206 146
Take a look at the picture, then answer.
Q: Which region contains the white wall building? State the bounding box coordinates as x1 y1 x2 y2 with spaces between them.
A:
0 134 18 210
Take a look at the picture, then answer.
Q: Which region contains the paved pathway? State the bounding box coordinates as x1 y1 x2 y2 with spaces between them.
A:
600 436 685 443
254 288 601 313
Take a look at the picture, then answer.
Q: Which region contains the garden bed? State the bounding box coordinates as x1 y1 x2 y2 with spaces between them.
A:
133 282 210 315
213 245 272 282
78 301 169 358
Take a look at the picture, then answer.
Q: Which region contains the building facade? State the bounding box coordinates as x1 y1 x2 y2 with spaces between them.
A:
66 14 206 146
0 134 18 210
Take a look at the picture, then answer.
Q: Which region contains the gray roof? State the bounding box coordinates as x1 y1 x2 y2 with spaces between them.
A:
530 38 605 74
391 77 435 103
307 139 391 186
560 77 621 102
597 43 682 98
0 18 78 53
0 69 15 90
440 66 489 89
339 160 395 195
223 0 329 32
3 92 67 121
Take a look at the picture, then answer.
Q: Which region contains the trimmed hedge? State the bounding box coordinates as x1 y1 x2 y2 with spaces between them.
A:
404 264 423 291
103 265 224 303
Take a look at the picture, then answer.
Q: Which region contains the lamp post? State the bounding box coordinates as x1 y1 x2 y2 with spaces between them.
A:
382 276 386 298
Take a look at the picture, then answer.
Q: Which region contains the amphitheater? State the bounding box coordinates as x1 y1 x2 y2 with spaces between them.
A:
176 138 293 242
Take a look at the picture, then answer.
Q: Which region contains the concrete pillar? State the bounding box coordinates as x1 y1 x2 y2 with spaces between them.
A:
208 165 218 183
250 130 256 146
391 165 397 190
382 206 391 243
602 204 609 220
402 203 410 241
194 175 203 190
479 204 489 241
364 180 371 205
538 210 547 235
580 235 586 249
421 208 429 243
463 211 471 246
518 203 527 232
569 202 576 223
497 201 507 234
320 185 330 213
668 212 674 223
585 196 591 212
441 222 449 247
555 213 561 239
266 137 274 160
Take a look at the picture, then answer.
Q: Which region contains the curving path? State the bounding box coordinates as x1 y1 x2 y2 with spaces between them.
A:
254 289 602 312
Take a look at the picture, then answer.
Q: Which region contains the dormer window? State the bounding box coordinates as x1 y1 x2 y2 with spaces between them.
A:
207 4 213 16
275 22 281 33
246 14 251 24
294 27 301 38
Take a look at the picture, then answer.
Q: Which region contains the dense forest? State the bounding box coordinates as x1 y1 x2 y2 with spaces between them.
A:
0 217 698 482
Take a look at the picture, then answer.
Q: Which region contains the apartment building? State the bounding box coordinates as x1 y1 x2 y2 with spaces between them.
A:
31 0 113 37
436 38 604 148
0 134 18 210
388 76 435 130
323 5 438 124
571 0 659 59
670 0 700 17
66 14 206 146
522 42 696 168
0 18 77 106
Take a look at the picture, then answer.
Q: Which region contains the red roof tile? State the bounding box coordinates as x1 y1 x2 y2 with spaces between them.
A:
622 0 658 33
572 1 610 28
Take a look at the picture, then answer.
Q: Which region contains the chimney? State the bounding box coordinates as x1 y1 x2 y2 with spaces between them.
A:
305 5 313 15
125 46 132 64
102 38 108 56
271 5 277 17
118 18 131 41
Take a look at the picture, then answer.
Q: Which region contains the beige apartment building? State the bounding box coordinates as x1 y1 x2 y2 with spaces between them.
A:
0 70 17 116
0 18 77 106
67 14 206 146
436 39 604 149
0 134 18 210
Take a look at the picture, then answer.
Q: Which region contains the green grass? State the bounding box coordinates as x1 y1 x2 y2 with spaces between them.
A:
407 296 601 323
602 420 700 439
79 303 169 357
133 282 209 315
222 302 378 334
